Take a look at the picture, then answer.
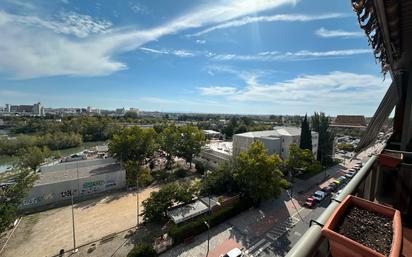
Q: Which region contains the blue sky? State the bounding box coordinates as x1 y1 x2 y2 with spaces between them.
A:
0 0 390 115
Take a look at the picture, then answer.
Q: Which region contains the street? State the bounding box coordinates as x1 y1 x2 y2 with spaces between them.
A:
161 142 383 257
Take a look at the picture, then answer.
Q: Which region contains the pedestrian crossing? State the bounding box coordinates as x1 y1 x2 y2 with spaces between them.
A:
244 217 301 257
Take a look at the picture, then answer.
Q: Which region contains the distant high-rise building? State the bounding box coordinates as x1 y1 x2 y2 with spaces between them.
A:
33 102 44 116
116 108 125 115
129 108 139 114
5 104 10 112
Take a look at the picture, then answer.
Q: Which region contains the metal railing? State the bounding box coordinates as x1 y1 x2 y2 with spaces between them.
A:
285 155 378 257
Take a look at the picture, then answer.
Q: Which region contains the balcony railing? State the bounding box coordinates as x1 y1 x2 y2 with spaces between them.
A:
286 151 412 257
285 155 378 257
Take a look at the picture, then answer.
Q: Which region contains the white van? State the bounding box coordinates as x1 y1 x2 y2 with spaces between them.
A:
312 191 326 202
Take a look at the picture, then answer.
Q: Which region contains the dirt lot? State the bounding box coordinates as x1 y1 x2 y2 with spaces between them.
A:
2 186 159 257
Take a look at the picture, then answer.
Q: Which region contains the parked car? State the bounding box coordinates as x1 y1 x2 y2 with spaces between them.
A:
345 171 355 178
328 182 338 192
321 186 333 195
305 197 317 208
348 168 357 173
312 191 327 202
353 164 361 170
223 248 243 257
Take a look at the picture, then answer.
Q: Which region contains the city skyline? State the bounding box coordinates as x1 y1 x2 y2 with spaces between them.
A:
0 0 390 115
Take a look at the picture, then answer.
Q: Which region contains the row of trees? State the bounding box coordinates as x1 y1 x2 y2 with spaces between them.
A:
0 132 82 156
10 116 121 142
298 112 335 166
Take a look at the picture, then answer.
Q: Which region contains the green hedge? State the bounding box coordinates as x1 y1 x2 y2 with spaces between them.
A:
167 199 252 244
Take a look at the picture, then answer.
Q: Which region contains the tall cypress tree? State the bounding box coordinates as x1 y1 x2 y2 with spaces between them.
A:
299 114 312 151
311 112 334 165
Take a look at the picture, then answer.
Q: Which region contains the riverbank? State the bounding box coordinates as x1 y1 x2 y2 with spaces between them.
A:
0 141 106 174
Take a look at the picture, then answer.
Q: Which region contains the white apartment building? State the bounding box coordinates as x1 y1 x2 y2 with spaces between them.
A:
233 127 318 160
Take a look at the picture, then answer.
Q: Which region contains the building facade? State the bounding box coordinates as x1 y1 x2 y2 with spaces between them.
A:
233 127 319 160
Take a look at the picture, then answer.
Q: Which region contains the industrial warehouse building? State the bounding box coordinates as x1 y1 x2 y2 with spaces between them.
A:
233 127 319 159
21 158 126 210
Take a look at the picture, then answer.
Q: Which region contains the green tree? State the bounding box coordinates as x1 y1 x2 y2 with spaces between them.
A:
299 114 312 151
142 182 192 223
159 125 180 169
233 141 287 204
311 112 334 165
286 144 322 177
201 161 237 195
337 143 355 152
18 146 51 171
109 126 158 166
177 125 206 168
127 243 157 257
0 168 38 233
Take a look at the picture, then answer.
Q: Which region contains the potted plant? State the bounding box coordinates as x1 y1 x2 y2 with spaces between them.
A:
378 151 403 168
321 195 402 257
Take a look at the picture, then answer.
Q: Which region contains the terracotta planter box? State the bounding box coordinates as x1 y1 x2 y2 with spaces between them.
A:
322 195 402 257
379 152 403 168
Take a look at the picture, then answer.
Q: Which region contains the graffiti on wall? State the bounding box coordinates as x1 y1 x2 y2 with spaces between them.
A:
105 180 116 188
81 180 105 195
22 192 55 206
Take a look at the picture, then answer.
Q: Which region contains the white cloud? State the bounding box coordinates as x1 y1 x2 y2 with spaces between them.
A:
195 39 206 44
315 27 364 38
198 86 238 95
212 49 371 61
229 71 389 104
139 47 195 57
0 0 296 79
197 69 389 113
139 47 371 61
0 11 112 38
129 2 147 14
190 13 349 37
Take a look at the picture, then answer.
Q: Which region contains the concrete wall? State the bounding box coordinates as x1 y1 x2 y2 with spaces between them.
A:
21 169 126 210
256 137 281 155
40 158 116 173
233 135 255 156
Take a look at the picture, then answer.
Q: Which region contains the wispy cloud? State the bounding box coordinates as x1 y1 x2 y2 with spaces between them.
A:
139 47 195 57
315 27 363 38
0 0 296 79
129 2 147 14
138 47 371 62
195 39 206 44
0 11 112 38
190 13 349 37
199 71 390 108
198 86 238 95
212 49 371 61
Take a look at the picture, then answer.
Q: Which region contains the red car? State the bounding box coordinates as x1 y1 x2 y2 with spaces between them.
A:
304 197 316 208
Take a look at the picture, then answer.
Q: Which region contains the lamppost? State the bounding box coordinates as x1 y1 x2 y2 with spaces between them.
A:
70 162 80 253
